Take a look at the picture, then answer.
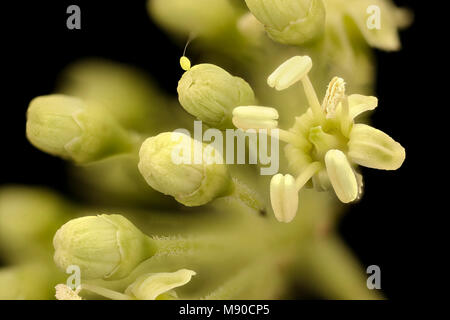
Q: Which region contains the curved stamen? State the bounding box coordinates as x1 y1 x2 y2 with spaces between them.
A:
295 162 322 191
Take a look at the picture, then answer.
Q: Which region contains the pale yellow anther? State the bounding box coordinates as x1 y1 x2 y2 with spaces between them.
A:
180 56 191 71
270 174 298 223
232 106 279 130
267 56 312 91
324 149 358 203
322 77 346 118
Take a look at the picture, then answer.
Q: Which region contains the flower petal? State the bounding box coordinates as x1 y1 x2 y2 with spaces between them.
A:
348 124 405 170
348 94 378 120
345 0 402 51
125 269 196 300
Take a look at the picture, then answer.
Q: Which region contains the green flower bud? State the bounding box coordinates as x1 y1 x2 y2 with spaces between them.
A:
244 0 326 45
0 263 62 300
138 132 232 206
58 59 166 133
26 94 136 164
177 64 256 129
53 214 156 280
0 186 70 262
348 124 405 170
148 0 240 38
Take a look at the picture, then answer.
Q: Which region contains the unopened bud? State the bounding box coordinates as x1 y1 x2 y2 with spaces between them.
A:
178 64 256 129
245 0 326 45
53 214 156 280
138 132 232 206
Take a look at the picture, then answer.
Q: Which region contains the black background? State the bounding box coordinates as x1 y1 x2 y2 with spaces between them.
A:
0 1 428 299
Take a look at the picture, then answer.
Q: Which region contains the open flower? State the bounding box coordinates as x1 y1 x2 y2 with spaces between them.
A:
233 56 405 222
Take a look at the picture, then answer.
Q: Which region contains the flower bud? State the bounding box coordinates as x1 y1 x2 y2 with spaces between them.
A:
177 64 256 129
138 132 232 206
324 150 358 203
125 269 196 300
53 214 156 280
0 186 70 262
237 12 265 44
59 59 166 133
244 0 326 45
348 124 405 170
267 56 312 91
148 0 239 38
270 174 298 223
0 263 61 300
26 95 135 164
232 106 279 130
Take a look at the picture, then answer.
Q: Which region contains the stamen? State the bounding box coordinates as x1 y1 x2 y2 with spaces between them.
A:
295 162 322 191
322 77 346 118
324 149 358 203
270 173 298 223
301 76 325 123
267 56 312 91
340 97 352 137
232 106 278 129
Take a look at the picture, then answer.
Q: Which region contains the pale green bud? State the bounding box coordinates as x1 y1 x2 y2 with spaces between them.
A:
237 12 265 44
0 186 70 262
177 64 256 129
0 263 62 300
59 59 166 133
53 214 156 280
26 94 135 164
244 0 326 45
138 132 232 206
348 124 405 170
125 269 196 300
148 0 239 38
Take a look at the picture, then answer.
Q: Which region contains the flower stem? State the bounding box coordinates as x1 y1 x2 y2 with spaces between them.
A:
340 97 352 137
303 236 383 300
227 177 266 215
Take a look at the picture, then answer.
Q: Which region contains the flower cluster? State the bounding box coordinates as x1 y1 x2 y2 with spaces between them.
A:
0 0 410 300
233 56 405 222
